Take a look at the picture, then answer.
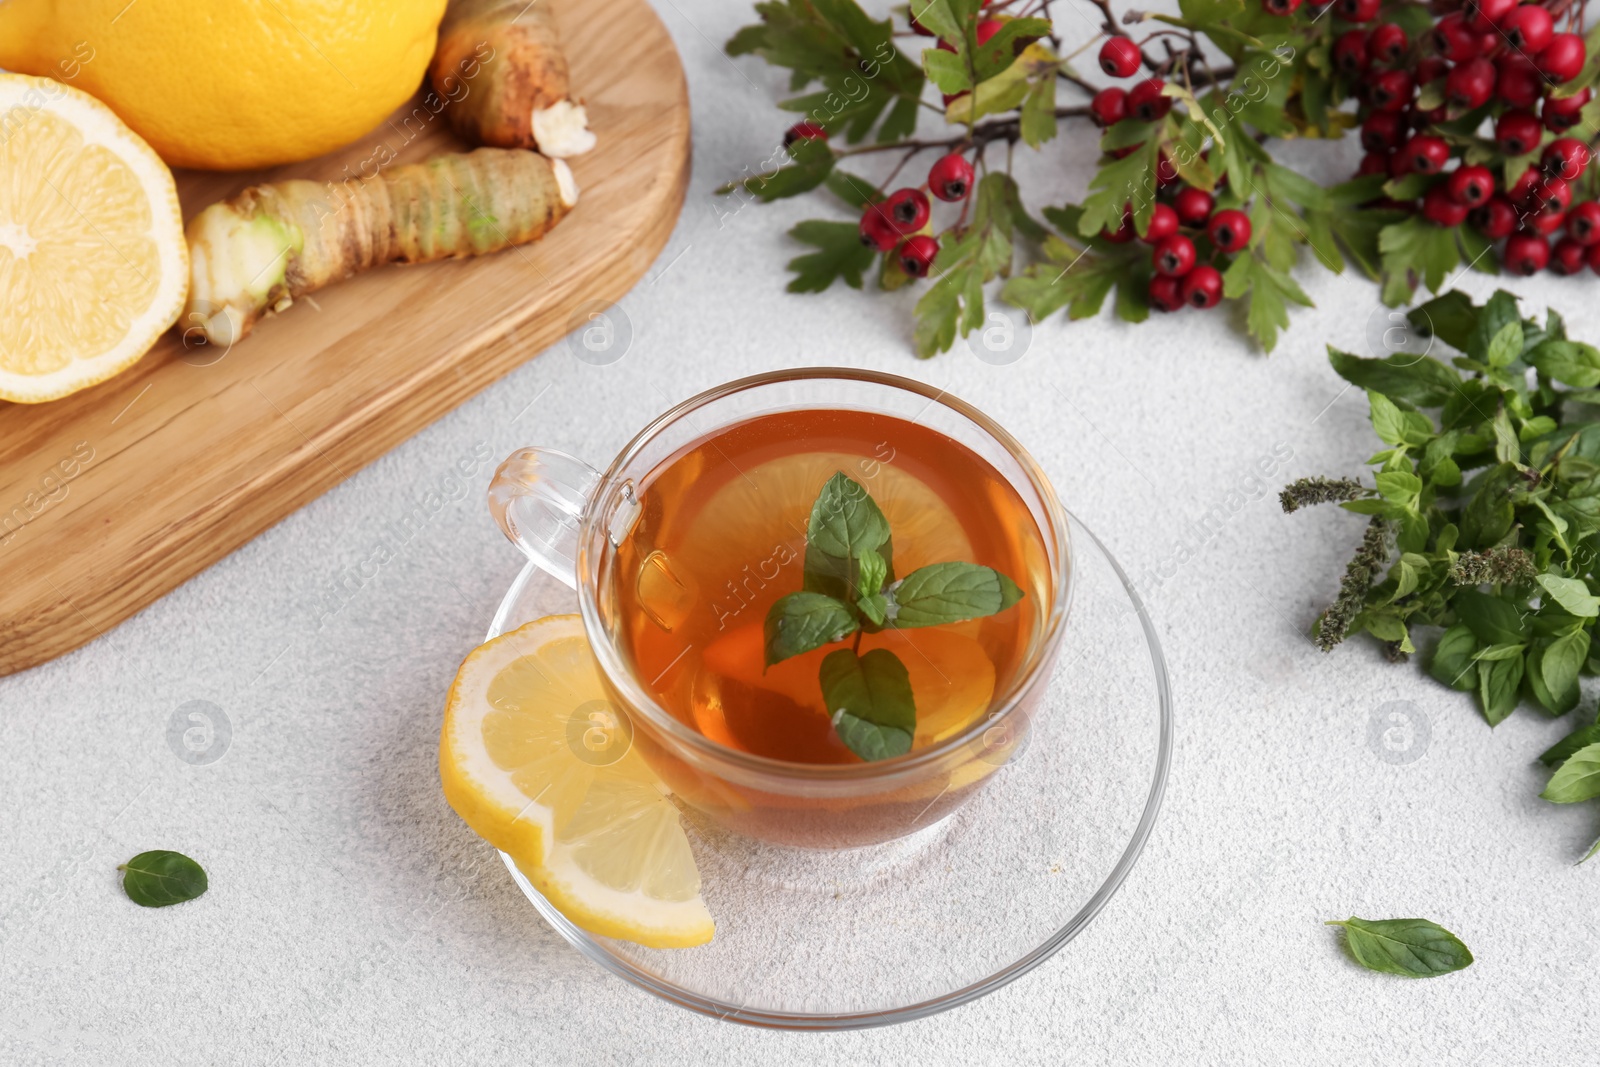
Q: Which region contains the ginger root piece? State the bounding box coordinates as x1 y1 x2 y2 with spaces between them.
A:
184 148 578 345
430 0 597 158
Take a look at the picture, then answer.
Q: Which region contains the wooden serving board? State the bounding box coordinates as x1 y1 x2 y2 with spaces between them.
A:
0 0 690 676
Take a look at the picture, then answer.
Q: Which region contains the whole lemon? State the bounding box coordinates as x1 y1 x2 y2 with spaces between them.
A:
0 0 449 170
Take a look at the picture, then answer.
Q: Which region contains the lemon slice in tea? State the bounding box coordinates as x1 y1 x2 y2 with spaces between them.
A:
0 75 187 403
440 615 714 948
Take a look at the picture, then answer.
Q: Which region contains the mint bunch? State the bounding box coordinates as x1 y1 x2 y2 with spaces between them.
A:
762 472 1024 761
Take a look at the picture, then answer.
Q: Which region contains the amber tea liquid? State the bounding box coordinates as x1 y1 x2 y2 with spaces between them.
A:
610 408 1052 767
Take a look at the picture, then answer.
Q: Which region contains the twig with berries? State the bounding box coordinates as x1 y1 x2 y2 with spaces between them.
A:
722 0 1600 357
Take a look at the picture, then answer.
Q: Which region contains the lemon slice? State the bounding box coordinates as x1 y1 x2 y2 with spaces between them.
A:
441 615 714 948
675 451 975 580
0 75 187 404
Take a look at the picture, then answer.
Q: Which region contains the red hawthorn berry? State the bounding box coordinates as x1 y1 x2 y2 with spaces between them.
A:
1152 234 1197 276
1464 0 1516 34
1090 86 1128 126
1414 57 1450 86
1387 150 1412 179
1495 109 1543 155
1552 236 1589 274
1403 135 1450 175
1504 234 1550 274
975 19 1004 46
1545 89 1592 132
1127 78 1171 122
1335 0 1381 23
928 153 974 202
1263 0 1302 15
783 121 827 147
897 235 940 278
1358 151 1391 177
1426 15 1480 63
1367 24 1408 65
1566 201 1600 245
859 204 899 251
1156 152 1180 188
1103 208 1137 243
1098 37 1142 78
1537 34 1587 84
1543 138 1591 181
1501 5 1555 54
1207 209 1252 252
1508 164 1543 203
1180 265 1224 308
1422 185 1470 226
1174 187 1215 225
1531 175 1573 215
1469 195 1518 239
1445 58 1496 110
884 188 931 233
1361 111 1406 152
1447 165 1495 206
1523 208 1566 236
1149 273 1184 313
1334 30 1368 74
1496 55 1544 109
937 38 956 54
1142 203 1180 244
1589 242 1600 273
1412 104 1450 127
1369 70 1415 111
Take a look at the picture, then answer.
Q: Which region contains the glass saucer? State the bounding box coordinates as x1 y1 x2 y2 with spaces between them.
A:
485 510 1172 1030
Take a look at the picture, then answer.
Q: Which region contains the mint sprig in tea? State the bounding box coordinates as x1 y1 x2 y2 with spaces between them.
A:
611 409 1048 765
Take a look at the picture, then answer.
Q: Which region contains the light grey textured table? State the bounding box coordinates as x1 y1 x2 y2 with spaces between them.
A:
5 2 1597 1063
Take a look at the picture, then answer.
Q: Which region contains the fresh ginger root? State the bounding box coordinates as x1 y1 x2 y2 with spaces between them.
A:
184 148 578 345
430 0 596 158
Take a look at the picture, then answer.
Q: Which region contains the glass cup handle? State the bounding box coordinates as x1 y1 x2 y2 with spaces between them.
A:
487 448 601 591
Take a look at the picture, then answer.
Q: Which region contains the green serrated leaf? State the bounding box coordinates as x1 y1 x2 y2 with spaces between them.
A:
820 648 915 761
1326 917 1474 978
764 591 858 665
888 561 1024 627
786 220 876 293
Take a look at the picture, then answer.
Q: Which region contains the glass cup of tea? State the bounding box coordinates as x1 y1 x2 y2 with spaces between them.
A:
487 368 1072 849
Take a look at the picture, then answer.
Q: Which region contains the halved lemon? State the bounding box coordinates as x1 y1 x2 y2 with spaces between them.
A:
440 614 713 948
0 74 187 404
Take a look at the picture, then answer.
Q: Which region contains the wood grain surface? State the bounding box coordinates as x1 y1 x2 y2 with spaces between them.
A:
0 0 691 676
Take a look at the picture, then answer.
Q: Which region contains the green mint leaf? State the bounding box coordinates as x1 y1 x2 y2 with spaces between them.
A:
1530 628 1588 713
1485 319 1525 369
786 220 875 294
889 561 1024 628
856 547 888 599
807 472 892 561
1453 589 1528 644
1327 346 1463 408
119 850 208 908
1478 652 1524 726
1326 917 1474 978
1541 717 1600 767
1527 340 1600 387
1408 290 1479 351
1468 291 1521 363
820 648 915 761
1429 625 1480 691
1536 574 1600 617
857 592 888 627
1541 742 1600 803
764 592 857 666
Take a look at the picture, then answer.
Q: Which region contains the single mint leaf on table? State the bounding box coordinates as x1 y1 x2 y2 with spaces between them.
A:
120 850 208 908
807 472 892 560
765 591 857 666
1326 917 1474 978
1540 742 1600 803
820 648 915 761
889 561 1024 628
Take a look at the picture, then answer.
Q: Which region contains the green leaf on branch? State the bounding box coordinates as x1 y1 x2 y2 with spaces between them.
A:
764 592 858 665
807 471 892 560
1020 74 1058 148
786 220 876 293
1078 140 1160 240
1223 253 1312 353
1379 218 1461 307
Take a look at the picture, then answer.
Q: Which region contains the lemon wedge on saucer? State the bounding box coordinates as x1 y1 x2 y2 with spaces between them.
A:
440 615 713 948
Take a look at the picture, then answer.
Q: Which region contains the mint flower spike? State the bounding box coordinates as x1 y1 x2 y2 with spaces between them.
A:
761 471 1025 762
